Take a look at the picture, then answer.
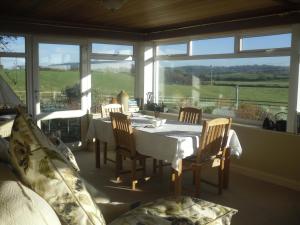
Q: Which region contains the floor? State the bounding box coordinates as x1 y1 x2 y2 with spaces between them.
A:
74 150 300 225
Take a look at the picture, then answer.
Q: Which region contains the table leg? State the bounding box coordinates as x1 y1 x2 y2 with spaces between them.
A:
95 139 101 168
223 148 231 189
174 159 182 197
104 142 107 164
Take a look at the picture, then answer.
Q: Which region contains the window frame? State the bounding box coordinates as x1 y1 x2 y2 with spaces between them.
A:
153 27 292 126
89 39 137 110
156 41 189 57
0 32 27 105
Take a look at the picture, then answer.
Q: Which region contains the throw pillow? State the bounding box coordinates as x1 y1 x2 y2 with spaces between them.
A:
109 196 237 225
0 163 62 225
49 135 80 172
9 110 105 225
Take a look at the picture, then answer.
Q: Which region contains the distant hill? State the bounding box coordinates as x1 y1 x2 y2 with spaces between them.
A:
161 65 289 85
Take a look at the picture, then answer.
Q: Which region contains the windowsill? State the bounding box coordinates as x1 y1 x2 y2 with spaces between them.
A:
140 110 298 135
141 109 261 126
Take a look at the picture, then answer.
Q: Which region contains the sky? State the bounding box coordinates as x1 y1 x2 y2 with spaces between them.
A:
0 33 292 69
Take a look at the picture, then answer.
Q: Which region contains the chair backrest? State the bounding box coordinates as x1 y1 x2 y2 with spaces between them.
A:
178 107 202 124
197 118 232 162
110 112 136 156
101 104 124 118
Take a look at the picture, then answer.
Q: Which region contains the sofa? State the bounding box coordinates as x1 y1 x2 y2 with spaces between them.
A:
0 109 237 225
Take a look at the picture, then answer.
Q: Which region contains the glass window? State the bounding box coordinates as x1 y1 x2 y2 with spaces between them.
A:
91 60 135 112
192 37 234 55
0 57 26 104
157 43 187 56
0 36 25 53
92 43 133 55
241 33 291 51
158 56 289 121
41 118 81 143
39 43 80 112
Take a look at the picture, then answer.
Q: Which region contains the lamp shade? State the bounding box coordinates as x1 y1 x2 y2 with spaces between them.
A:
0 75 22 107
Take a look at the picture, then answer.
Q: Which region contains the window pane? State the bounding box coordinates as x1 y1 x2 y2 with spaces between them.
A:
39 44 80 112
41 118 81 143
241 33 291 50
157 43 187 56
92 43 133 55
158 56 289 121
91 60 135 112
0 36 25 53
0 57 26 104
192 37 234 55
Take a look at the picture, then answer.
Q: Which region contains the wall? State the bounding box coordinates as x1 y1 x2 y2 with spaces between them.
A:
231 124 300 191
144 111 300 191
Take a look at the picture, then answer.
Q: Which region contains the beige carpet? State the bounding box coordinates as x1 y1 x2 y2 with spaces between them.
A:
74 150 300 225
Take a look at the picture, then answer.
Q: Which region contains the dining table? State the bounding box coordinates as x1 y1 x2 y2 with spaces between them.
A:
86 113 242 196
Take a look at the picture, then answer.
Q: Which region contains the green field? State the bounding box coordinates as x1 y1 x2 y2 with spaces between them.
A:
0 69 288 112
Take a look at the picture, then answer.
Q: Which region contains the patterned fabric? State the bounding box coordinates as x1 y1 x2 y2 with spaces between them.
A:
0 163 62 225
49 136 80 172
9 110 106 225
109 196 237 225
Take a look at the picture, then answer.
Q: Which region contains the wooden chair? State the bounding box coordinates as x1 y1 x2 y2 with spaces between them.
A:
95 103 124 167
101 103 124 118
110 112 149 190
153 106 203 175
179 118 232 196
178 107 203 124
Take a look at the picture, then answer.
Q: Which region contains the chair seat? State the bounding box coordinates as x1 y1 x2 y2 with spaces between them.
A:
183 151 223 168
109 196 237 225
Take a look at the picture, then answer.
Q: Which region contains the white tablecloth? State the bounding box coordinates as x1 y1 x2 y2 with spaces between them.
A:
86 114 242 171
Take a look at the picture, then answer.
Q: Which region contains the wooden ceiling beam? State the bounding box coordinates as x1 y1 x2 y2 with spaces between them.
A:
146 10 300 40
0 17 145 41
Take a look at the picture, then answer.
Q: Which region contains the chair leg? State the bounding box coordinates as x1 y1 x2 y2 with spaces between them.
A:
194 167 201 197
103 142 108 164
218 160 224 195
223 150 230 189
95 139 100 168
115 152 121 179
131 159 137 190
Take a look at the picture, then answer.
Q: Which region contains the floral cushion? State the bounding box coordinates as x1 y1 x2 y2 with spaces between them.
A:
109 196 237 225
49 135 80 172
9 110 105 225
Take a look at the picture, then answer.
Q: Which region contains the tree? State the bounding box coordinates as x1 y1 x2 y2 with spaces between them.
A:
0 36 17 52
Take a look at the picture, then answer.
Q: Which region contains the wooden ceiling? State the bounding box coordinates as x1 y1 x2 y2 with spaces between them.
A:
0 0 300 40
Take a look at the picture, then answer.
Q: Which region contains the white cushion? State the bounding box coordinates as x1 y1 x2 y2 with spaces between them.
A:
0 163 62 225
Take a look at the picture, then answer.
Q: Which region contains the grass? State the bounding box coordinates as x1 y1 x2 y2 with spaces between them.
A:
0 69 288 107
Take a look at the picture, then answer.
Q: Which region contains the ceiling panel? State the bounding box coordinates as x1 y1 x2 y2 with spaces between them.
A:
0 0 298 32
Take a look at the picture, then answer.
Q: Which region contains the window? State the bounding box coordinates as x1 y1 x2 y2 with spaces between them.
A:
0 35 26 104
38 43 81 112
90 43 135 112
158 57 290 121
92 43 133 55
241 33 291 51
157 43 187 56
41 118 81 143
191 37 234 55
0 36 25 53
